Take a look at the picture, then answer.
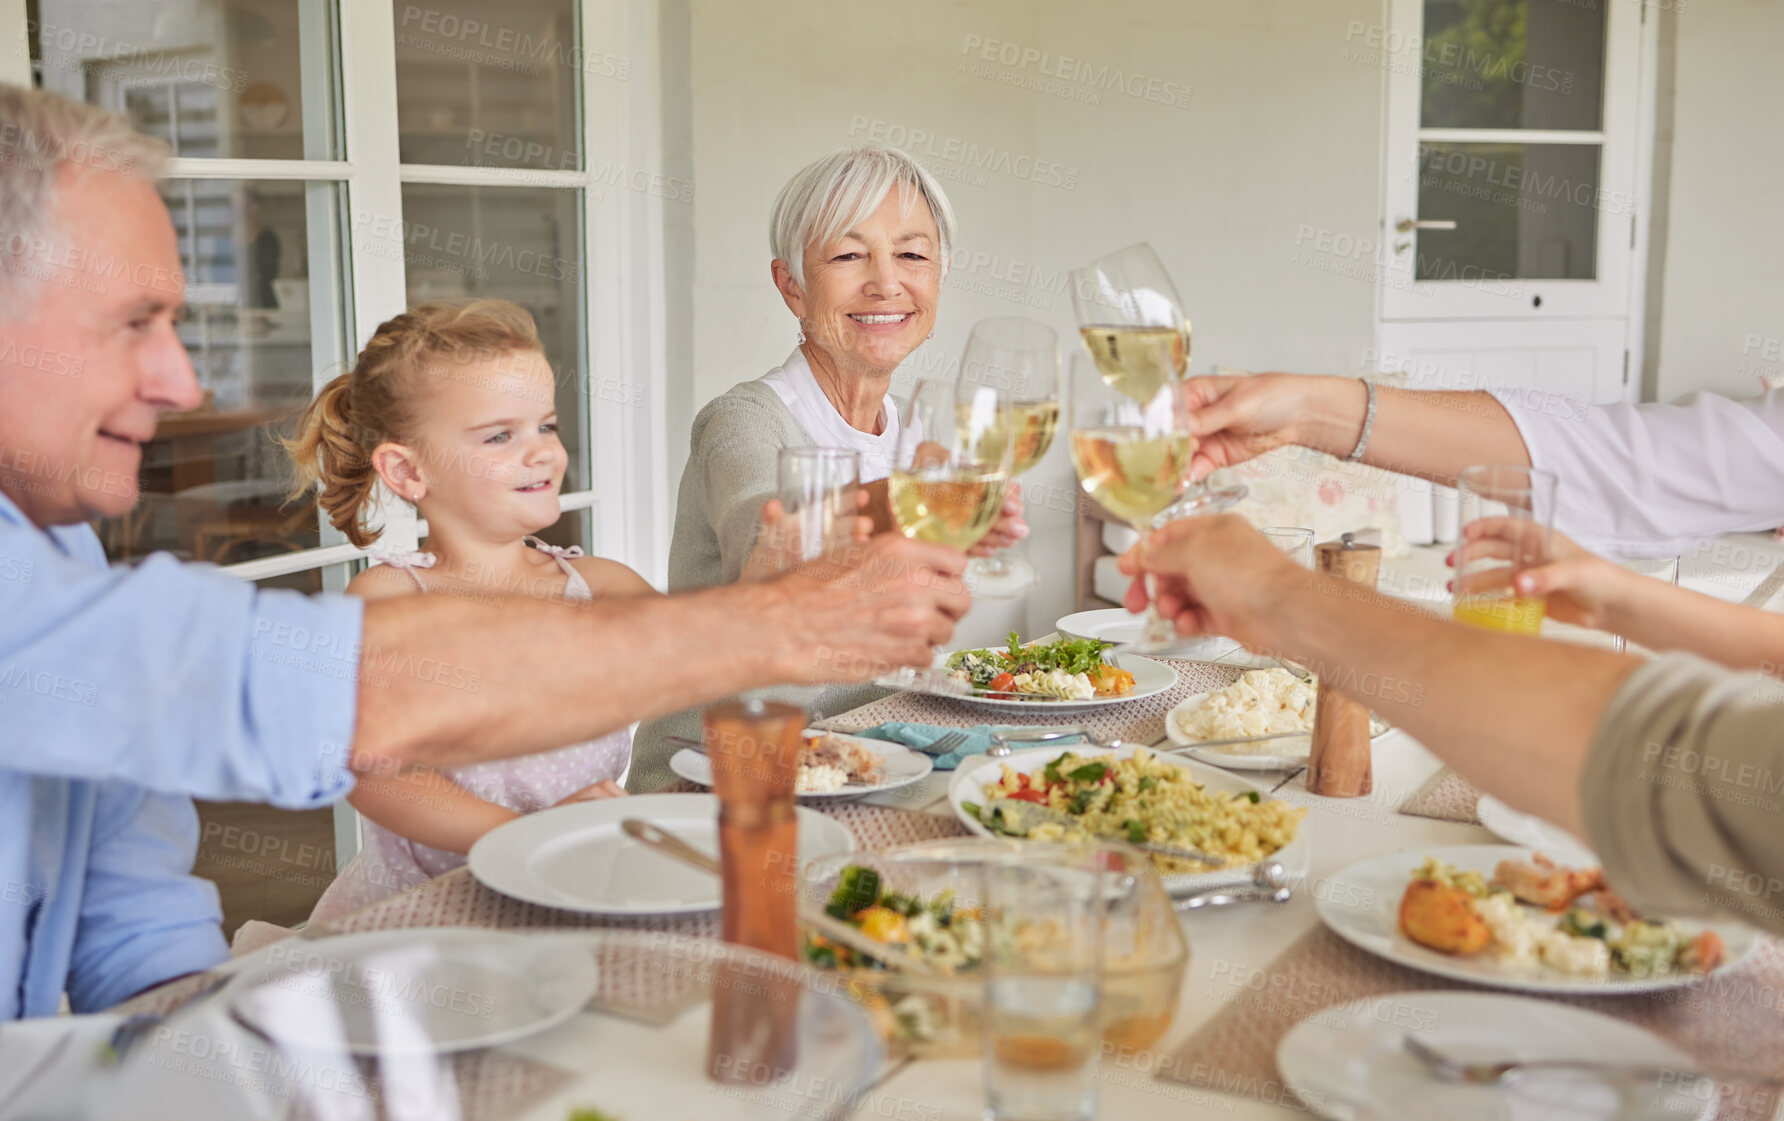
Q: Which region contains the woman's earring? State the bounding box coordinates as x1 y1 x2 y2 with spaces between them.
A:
796 326 806 345
927 332 935 340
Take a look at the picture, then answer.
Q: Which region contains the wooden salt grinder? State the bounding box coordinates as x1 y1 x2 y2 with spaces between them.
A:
1306 534 1382 798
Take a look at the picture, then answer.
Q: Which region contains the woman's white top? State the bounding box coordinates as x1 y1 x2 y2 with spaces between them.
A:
1490 387 1784 558
759 347 902 483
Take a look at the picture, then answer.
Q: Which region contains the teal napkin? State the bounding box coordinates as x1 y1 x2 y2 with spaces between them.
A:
854 722 1087 771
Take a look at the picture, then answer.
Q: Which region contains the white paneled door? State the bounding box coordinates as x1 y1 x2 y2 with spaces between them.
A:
1375 0 1655 406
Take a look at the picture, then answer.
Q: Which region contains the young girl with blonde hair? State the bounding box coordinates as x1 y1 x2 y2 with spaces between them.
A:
288 299 650 921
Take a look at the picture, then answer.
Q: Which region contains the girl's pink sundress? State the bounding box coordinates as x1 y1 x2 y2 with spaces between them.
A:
308 538 632 924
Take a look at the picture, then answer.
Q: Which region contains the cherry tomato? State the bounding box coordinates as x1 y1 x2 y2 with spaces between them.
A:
1008 789 1049 804
989 672 1016 694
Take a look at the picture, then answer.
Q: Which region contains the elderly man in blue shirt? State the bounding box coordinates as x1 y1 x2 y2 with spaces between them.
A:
0 85 972 1026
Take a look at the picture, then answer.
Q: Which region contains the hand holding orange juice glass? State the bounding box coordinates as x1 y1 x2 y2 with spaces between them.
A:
1451 464 1558 635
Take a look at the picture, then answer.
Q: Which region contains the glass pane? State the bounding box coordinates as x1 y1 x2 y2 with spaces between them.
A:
533 506 593 556
254 568 326 594
394 0 581 169
193 800 336 936
1415 142 1599 281
93 179 346 567
30 0 342 160
400 184 588 495
1420 0 1606 131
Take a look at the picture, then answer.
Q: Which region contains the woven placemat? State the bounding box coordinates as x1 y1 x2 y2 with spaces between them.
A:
815 659 1246 744
1160 925 1784 1120
1398 766 1484 824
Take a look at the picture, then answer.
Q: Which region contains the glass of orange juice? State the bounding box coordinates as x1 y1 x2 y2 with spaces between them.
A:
1452 464 1558 635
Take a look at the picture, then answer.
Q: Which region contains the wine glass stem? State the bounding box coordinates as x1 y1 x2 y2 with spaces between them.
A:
1136 525 1174 645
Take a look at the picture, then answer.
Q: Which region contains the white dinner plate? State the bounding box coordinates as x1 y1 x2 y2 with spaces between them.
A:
1315 844 1757 994
1477 795 1597 866
467 793 855 916
667 730 932 801
947 744 1308 893
924 651 1178 713
1164 688 1392 771
1055 610 1285 669
1053 608 1155 646
225 929 599 1056
1277 990 1714 1121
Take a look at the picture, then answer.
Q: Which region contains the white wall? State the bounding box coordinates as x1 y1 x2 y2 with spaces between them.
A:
1652 2 1784 402
671 0 1387 631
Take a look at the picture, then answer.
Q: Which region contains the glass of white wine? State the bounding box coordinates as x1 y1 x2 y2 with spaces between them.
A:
1070 242 1245 517
1067 351 1197 651
957 317 1060 599
891 377 1016 553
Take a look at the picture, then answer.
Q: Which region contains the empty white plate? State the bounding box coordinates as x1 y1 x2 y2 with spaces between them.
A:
226 929 598 1056
1054 608 1153 646
1477 795 1597 866
1277 990 1713 1120
467 793 855 917
1055 609 1287 669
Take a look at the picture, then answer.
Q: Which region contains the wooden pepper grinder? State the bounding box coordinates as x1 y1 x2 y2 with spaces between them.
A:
1307 533 1382 798
703 697 804 1085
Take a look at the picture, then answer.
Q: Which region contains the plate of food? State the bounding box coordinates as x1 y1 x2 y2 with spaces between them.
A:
946 744 1309 892
932 632 1177 712
668 729 932 800
1315 844 1756 994
1164 667 1390 770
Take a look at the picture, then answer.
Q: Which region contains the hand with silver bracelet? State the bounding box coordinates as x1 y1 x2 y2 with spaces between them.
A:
1182 371 1526 487
1180 372 1377 481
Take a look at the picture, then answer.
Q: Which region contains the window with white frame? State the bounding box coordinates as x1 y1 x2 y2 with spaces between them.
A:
20 0 626 592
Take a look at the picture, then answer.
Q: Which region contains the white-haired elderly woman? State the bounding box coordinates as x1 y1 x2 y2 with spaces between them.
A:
628 144 1026 791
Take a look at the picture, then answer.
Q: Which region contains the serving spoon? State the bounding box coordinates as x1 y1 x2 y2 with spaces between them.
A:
1172 861 1293 912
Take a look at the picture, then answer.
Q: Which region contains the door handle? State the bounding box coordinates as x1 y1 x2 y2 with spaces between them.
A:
1395 217 1459 233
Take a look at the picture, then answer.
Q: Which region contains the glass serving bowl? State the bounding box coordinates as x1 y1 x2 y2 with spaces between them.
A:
799 838 1190 1058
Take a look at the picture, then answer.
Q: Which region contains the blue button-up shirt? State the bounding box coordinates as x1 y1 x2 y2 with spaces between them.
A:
0 491 365 1018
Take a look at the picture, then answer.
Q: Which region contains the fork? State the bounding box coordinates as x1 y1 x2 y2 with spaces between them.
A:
1401 1033 1776 1088
913 729 971 757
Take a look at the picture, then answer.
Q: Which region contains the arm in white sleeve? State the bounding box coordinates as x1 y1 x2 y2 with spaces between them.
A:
1491 388 1784 556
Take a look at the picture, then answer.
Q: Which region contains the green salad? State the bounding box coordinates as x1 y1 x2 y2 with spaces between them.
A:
944 632 1130 700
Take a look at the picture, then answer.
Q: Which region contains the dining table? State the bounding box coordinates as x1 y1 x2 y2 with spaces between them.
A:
115 639 1784 1121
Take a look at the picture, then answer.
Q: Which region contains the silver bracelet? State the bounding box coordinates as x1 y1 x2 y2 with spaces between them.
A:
1345 379 1378 463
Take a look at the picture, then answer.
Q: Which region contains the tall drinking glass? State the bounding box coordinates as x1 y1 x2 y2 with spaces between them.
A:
982 849 1104 1121
1067 352 1196 650
1611 555 1681 654
891 379 1015 552
958 317 1060 598
1263 526 1315 568
1070 242 1244 517
1452 464 1558 635
776 447 861 564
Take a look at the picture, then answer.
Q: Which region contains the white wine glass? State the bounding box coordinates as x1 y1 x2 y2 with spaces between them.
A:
957 316 1060 599
1067 352 1198 653
1069 242 1244 516
892 377 1017 552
